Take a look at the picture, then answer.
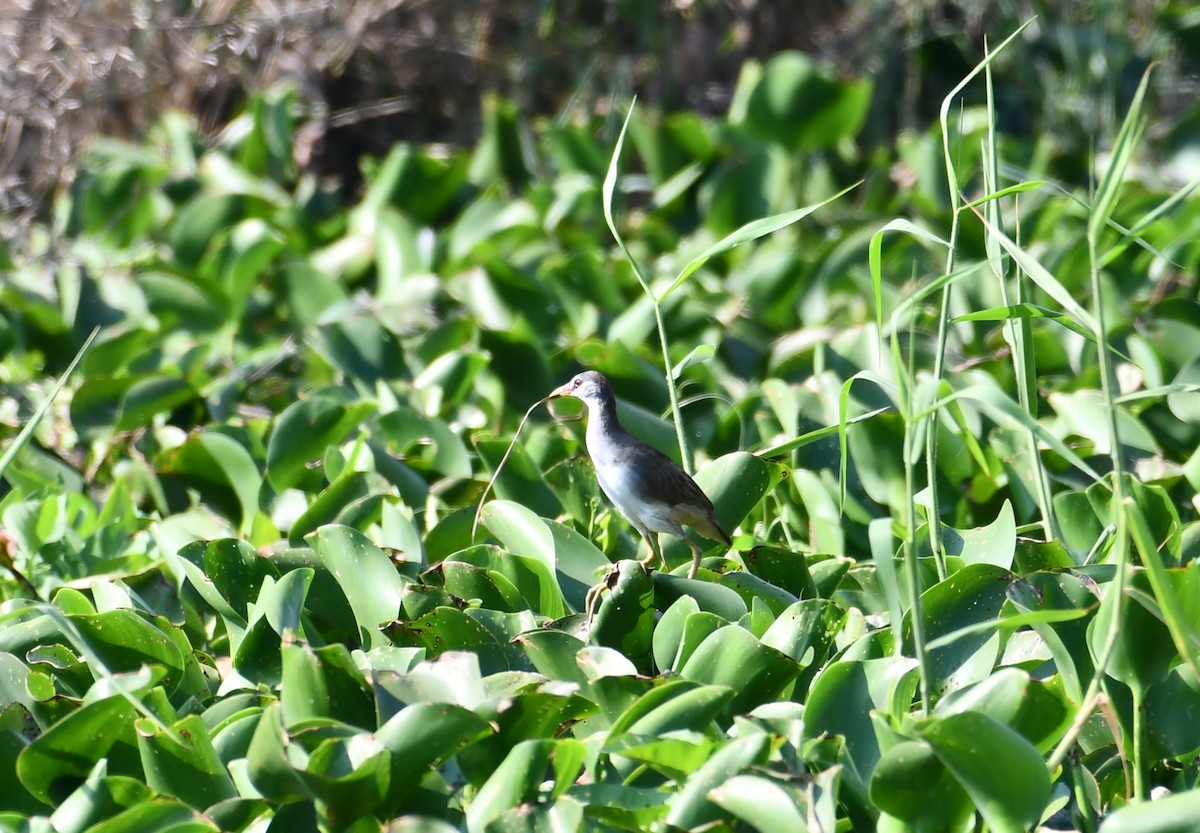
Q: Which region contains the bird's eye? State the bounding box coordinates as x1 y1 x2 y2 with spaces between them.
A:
573 378 582 388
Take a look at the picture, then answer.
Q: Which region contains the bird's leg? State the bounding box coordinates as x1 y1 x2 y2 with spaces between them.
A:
638 532 663 571
686 538 706 580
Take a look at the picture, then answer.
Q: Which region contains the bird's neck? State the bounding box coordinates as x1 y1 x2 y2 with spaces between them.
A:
585 396 623 442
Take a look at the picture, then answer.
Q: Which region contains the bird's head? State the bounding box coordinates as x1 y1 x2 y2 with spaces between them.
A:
548 371 612 409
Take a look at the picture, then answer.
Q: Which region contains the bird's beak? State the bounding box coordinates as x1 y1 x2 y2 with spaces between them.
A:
547 381 574 400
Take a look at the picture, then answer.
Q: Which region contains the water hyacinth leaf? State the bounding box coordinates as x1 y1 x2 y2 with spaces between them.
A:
611 680 734 737
448 545 567 619
115 375 197 431
162 433 262 534
743 546 818 599
651 595 701 672
135 714 236 810
935 668 1071 754
376 703 493 808
512 630 588 685
168 193 243 268
312 314 407 383
906 564 1015 697
870 740 973 833
590 560 656 662
479 500 554 569
1090 567 1176 695
289 471 393 542
430 560 528 613
280 641 374 730
267 397 376 491
17 694 140 805
678 625 800 715
709 774 809 833
457 692 596 786
47 767 152 832
308 525 408 646
664 734 769 830
74 796 218 833
199 538 278 619
377 409 473 480
653 572 748 621
295 732 392 829
69 611 186 695
917 711 1051 833
941 500 1016 569
736 51 871 149
475 439 563 521
761 599 843 669
1097 789 1200 833
719 567 799 616
465 739 555 833
244 702 308 803
387 607 510 674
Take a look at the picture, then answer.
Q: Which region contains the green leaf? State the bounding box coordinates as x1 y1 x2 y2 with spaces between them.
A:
308 525 408 648
266 397 375 492
135 713 236 810
162 433 262 534
18 694 139 805
941 500 1015 569
737 51 872 149
1098 786 1200 833
661 184 858 300
679 625 800 715
917 711 1051 833
709 774 809 833
664 734 769 830
465 739 555 833
870 740 973 833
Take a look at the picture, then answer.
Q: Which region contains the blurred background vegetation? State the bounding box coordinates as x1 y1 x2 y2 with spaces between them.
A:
3 0 1199 241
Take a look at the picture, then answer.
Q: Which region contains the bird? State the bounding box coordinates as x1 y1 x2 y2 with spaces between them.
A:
548 370 731 581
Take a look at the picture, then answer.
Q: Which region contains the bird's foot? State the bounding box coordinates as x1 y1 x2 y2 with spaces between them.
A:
584 565 622 624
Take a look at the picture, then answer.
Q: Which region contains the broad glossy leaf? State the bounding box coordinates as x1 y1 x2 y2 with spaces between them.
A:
870 740 973 833
803 657 919 782
17 694 139 805
609 680 734 737
941 500 1015 569
70 611 185 696
743 546 818 599
917 711 1051 833
280 641 374 730
376 703 493 808
309 525 408 648
1091 566 1176 694
1098 788 1200 833
244 702 308 803
116 375 197 431
653 572 748 621
387 607 510 674
736 51 872 149
679 626 800 714
590 560 655 663
709 774 809 833
464 739 555 833
663 734 769 830
297 732 392 829
135 713 236 810
266 398 376 491
905 563 1014 697
512 630 588 685
48 767 151 833
197 538 278 619
162 433 262 534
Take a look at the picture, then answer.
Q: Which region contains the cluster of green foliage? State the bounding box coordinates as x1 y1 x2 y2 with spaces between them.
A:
2 31 1200 833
